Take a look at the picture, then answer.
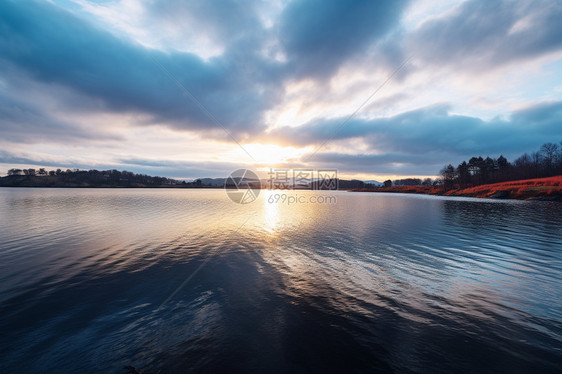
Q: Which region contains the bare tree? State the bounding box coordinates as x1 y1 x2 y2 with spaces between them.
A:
540 142 559 174
440 164 456 189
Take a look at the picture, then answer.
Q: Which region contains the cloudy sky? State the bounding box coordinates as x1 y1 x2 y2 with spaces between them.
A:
1 0 562 180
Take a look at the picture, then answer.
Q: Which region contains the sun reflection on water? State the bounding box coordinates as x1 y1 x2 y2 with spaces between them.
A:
262 190 281 235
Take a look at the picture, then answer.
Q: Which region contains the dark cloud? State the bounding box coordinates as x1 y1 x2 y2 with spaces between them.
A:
0 89 122 143
301 152 447 176
118 157 244 178
511 100 562 125
0 0 281 138
411 0 562 70
0 151 55 167
279 0 410 78
0 151 117 171
0 150 242 179
0 0 413 142
266 101 562 163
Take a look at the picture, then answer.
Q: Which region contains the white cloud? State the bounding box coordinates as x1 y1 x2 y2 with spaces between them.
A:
2 0 562 179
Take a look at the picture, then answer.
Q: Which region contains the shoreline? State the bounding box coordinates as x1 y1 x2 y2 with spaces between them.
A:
350 175 562 201
1 175 561 201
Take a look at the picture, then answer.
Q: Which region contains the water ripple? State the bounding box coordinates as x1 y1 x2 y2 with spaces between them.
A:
0 189 560 373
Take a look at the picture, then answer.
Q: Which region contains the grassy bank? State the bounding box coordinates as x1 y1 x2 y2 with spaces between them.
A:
351 175 562 201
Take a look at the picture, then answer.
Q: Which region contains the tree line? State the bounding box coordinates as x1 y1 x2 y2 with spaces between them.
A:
439 142 562 189
3 168 205 187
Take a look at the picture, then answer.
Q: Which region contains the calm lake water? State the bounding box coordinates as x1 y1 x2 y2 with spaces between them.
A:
0 188 561 373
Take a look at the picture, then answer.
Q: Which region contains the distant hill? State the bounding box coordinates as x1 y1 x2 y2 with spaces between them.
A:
199 178 226 187
2 168 388 190
201 177 382 189
363 180 383 187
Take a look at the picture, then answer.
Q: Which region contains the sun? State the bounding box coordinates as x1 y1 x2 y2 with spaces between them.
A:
242 143 311 165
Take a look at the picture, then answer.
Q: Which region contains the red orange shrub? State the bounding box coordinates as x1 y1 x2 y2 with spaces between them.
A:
351 175 562 200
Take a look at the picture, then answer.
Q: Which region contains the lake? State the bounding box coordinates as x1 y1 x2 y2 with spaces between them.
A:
0 188 561 373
